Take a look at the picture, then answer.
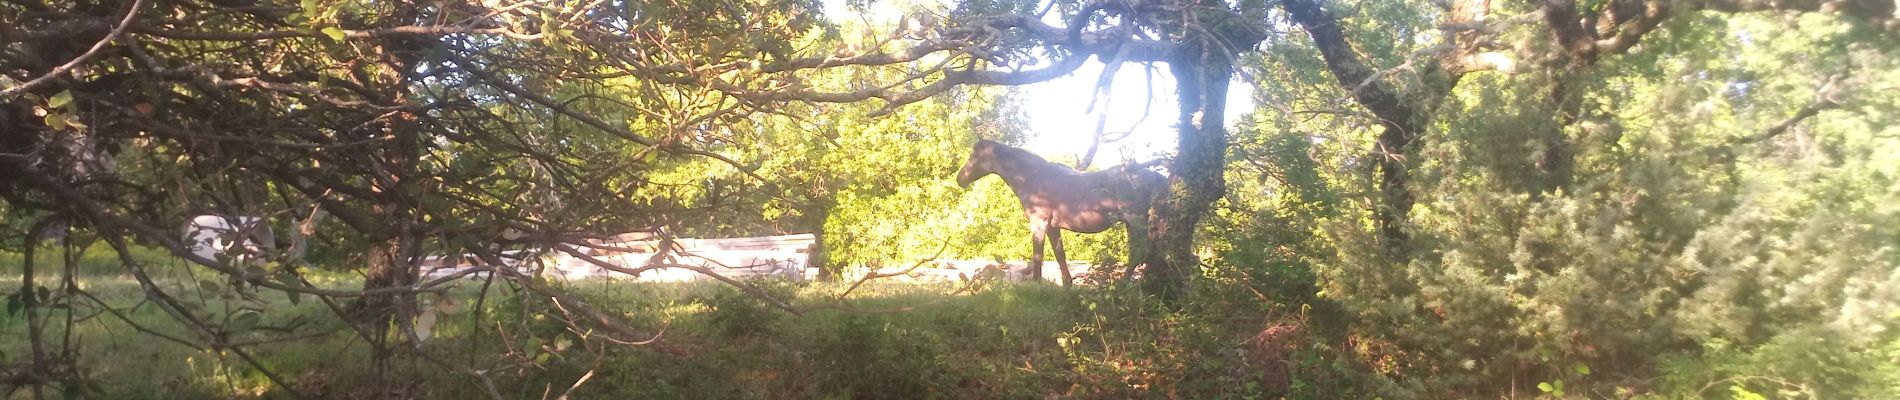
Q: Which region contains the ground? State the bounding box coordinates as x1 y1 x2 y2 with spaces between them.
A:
0 263 1344 399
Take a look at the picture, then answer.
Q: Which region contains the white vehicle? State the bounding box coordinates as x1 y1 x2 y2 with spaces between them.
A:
182 215 276 266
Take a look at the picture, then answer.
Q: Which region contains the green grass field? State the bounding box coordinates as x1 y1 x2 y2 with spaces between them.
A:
10 241 1896 399
2 259 1350 399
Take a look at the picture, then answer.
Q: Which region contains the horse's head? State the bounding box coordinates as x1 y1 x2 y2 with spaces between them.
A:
956 140 997 188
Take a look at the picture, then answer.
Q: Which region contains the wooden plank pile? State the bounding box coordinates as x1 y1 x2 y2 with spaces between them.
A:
420 233 1122 285
571 233 816 282
422 232 818 282
848 259 1104 284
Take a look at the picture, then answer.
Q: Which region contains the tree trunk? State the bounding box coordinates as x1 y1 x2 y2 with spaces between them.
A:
806 202 834 281
1374 124 1420 253
1146 46 1232 298
359 236 415 337
351 6 430 390
1535 80 1579 196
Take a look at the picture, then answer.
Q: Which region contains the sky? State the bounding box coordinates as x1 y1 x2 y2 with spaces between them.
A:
820 1 1256 166
1014 59 1255 165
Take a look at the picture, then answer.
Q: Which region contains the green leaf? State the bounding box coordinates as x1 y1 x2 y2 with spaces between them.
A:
47 90 72 108
539 10 556 38
1538 382 1554 393
44 113 68 130
420 196 453 214
1573 363 1590 376
230 310 261 332
199 279 223 294
321 27 346 42
524 336 543 356
285 290 303 306
1729 384 1768 400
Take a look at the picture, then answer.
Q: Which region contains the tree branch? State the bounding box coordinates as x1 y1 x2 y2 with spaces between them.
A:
13 165 449 298
1281 0 1424 127
446 51 772 183
1690 0 1897 36
0 0 144 99
132 24 541 42
1734 75 1846 144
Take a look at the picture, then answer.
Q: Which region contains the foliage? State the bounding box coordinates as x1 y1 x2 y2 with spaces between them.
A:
6 276 1362 399
635 74 1052 267
703 280 793 336
3 0 1178 393
1655 333 1900 399
6 0 1899 397
1233 4 1900 396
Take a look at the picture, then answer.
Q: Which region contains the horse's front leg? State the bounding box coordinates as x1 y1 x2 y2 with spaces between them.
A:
1120 210 1152 285
1028 220 1047 282
1049 227 1072 287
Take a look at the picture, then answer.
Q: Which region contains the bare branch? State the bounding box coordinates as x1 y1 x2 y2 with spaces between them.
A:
836 240 951 300
1734 75 1848 144
0 0 144 99
447 51 772 183
551 241 803 315
11 166 450 298
754 52 1094 109
132 24 542 42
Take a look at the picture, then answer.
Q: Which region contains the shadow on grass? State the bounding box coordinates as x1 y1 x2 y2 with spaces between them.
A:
8 273 1339 399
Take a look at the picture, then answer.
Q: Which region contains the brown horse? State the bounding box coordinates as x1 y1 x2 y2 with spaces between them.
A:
956 139 1166 286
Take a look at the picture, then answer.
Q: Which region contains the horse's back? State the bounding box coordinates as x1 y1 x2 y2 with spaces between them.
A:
1108 164 1166 185
1083 164 1166 201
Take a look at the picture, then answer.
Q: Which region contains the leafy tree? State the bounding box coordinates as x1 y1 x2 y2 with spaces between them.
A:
1224 0 1900 395
4 0 1266 394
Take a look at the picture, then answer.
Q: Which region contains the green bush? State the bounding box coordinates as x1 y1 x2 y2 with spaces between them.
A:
1656 332 1900 399
1230 13 1900 397
703 281 792 337
807 313 957 399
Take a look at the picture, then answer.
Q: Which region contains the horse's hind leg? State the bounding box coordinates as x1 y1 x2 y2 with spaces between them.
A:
1049 228 1072 287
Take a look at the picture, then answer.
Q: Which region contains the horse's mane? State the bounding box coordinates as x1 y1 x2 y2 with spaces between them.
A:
986 141 1055 167
986 141 1159 177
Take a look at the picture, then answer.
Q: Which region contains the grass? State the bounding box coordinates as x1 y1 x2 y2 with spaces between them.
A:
29 245 1876 399
1 256 1342 399
1 270 369 399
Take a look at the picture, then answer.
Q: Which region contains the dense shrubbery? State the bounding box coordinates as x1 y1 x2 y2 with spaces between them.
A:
504 281 1319 399
1223 11 1900 397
